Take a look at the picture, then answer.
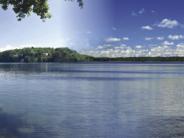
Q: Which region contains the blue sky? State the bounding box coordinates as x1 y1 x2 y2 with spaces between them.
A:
1 0 184 57
0 0 114 50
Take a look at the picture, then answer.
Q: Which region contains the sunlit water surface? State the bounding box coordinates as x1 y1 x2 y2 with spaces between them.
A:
0 63 184 138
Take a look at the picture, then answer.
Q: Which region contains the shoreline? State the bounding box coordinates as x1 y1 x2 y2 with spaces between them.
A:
0 61 184 64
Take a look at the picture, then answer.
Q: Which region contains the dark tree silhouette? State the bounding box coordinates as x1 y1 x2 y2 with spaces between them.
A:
0 0 83 21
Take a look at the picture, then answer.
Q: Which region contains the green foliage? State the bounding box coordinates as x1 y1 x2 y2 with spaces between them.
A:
94 57 184 62
0 47 93 63
0 0 83 20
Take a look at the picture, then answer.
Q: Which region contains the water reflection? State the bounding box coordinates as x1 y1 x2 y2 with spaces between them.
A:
137 116 184 138
0 108 33 138
0 63 184 138
0 107 62 138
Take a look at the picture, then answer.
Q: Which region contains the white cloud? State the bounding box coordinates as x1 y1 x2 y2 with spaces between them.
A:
148 45 174 57
158 18 179 29
177 43 184 48
145 37 154 41
175 44 184 56
105 37 121 43
81 43 184 57
162 41 174 46
138 8 145 14
157 37 164 41
131 8 145 16
168 34 184 40
142 25 153 30
122 37 129 41
105 37 129 43
135 45 143 49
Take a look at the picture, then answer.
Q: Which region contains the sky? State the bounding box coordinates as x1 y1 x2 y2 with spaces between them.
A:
1 0 184 57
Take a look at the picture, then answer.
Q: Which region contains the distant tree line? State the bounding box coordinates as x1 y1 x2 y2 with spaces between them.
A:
94 57 184 62
1 47 184 63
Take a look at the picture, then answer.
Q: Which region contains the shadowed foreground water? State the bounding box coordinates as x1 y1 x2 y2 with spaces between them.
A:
0 63 184 138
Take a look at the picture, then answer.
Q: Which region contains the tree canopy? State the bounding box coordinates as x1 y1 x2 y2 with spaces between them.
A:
0 0 83 21
0 47 93 62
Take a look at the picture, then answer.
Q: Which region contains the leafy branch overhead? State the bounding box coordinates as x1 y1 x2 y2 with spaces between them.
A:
0 0 83 21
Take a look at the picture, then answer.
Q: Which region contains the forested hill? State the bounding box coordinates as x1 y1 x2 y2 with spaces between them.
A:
0 47 93 62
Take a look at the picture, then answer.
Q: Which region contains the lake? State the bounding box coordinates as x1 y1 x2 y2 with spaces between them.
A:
0 63 184 138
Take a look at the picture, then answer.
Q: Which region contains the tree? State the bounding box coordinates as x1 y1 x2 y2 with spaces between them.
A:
0 0 83 21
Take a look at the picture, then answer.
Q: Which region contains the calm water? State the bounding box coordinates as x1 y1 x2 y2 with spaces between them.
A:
0 63 184 138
